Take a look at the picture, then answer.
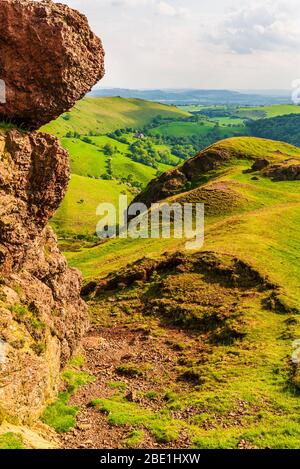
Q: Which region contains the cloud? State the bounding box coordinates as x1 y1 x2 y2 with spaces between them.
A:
156 1 189 18
208 1 300 54
110 0 153 7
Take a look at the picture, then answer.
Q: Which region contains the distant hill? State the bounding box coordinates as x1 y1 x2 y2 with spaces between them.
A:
41 97 190 137
89 88 291 106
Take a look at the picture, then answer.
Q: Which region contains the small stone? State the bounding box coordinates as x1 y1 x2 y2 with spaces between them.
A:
126 390 138 402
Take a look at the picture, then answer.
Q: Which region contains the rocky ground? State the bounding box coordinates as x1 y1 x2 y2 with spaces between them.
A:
60 323 195 449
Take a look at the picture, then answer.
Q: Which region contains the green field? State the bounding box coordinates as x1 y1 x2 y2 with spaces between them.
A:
149 119 246 139
149 121 215 137
61 135 163 185
51 174 133 237
209 116 246 125
42 97 190 137
237 104 300 118
61 138 107 178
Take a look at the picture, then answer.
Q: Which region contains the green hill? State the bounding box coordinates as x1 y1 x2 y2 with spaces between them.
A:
41 97 190 137
61 137 300 449
51 174 133 238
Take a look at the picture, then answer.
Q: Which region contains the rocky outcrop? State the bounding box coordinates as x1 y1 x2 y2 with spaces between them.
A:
0 0 105 129
263 163 300 181
0 130 88 423
0 130 69 273
0 0 104 424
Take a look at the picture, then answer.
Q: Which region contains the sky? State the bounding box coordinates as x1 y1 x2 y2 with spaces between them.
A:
53 0 300 90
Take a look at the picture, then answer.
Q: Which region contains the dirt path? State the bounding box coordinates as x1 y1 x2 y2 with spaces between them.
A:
59 323 196 449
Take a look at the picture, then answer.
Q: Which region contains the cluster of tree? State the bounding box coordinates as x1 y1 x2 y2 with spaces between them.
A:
120 174 144 190
151 127 240 159
107 127 134 144
247 114 300 147
129 140 160 168
65 130 103 139
103 143 117 156
65 131 81 138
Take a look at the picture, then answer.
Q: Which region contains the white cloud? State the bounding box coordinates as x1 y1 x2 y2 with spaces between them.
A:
110 0 153 7
208 1 300 54
51 0 300 89
156 1 189 19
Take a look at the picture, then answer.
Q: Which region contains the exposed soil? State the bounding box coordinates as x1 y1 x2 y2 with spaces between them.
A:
59 323 197 449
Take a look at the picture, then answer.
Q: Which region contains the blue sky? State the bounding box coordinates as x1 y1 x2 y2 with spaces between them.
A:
53 0 300 90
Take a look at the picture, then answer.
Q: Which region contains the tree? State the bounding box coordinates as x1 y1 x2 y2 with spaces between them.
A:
103 143 114 156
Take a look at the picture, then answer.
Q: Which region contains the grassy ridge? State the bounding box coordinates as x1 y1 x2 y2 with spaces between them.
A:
42 97 190 137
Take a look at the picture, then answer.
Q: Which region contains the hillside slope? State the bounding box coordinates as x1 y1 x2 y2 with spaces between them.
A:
55 137 300 449
41 97 190 137
131 136 300 208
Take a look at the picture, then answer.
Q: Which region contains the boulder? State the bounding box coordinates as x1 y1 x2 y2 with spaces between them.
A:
0 0 105 129
251 158 270 171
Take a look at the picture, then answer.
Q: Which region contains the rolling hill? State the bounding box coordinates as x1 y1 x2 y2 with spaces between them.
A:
41 97 190 137
89 88 290 106
60 136 300 449
45 98 189 238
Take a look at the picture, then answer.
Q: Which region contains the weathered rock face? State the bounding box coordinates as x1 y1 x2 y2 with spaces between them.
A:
0 130 88 423
0 0 104 424
0 130 69 272
0 0 105 129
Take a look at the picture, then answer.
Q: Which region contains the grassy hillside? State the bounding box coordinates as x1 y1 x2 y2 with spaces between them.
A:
59 136 300 449
66 137 300 283
61 135 163 184
51 174 133 238
41 97 190 137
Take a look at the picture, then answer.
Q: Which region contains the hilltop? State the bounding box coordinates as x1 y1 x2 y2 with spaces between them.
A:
41 97 190 137
131 136 300 207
